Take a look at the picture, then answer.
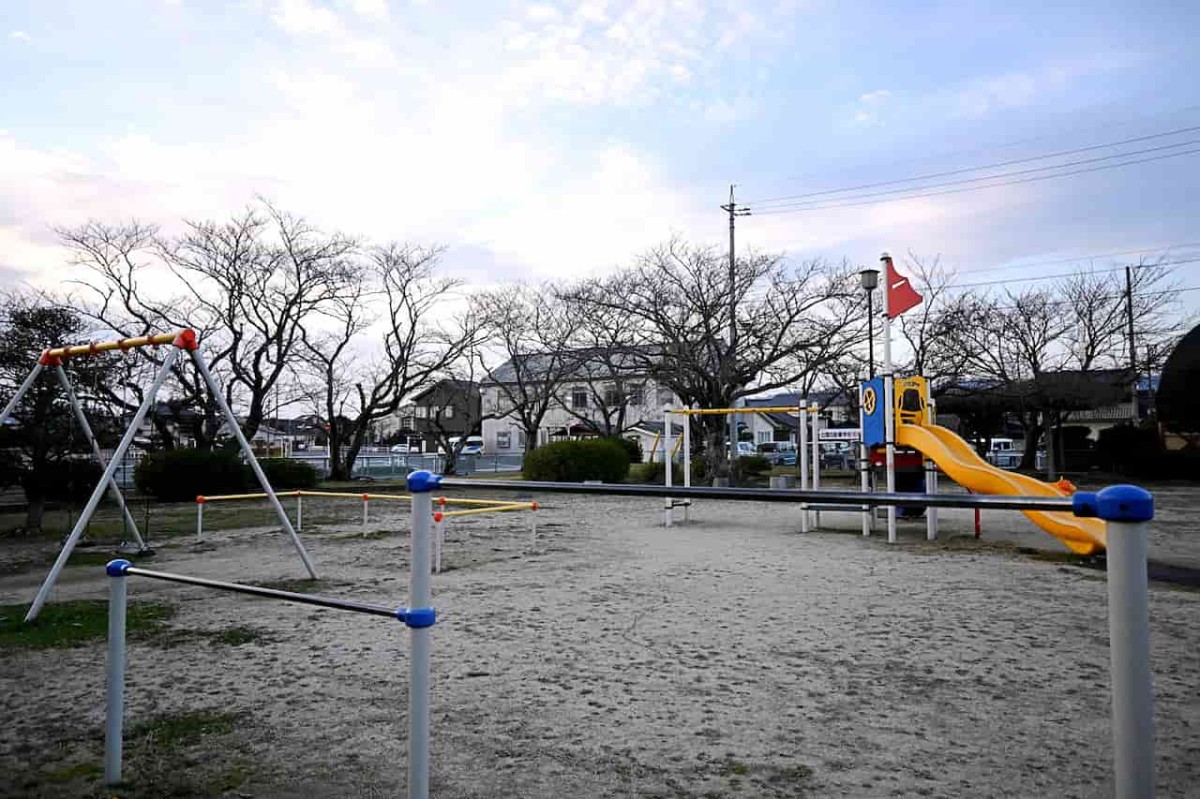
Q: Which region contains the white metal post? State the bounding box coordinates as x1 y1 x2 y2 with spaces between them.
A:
663 407 673 527
190 350 317 579
858 383 871 537
296 494 303 532
682 407 691 522
196 501 204 542
362 496 369 537
1106 516 1155 798
54 365 146 548
0 362 44 426
528 505 538 552
26 348 179 622
926 397 938 541
810 406 821 529
104 560 129 787
881 254 897 544
798 403 809 533
408 488 434 799
433 517 444 574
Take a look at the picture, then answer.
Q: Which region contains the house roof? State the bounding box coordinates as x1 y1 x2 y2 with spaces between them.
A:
486 345 662 384
410 379 479 403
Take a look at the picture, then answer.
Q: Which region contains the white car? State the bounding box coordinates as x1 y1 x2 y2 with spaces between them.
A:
389 443 412 454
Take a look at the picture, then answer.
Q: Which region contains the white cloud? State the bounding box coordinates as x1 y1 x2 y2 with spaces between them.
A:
859 89 890 103
344 0 388 19
271 0 343 35
9 30 31 41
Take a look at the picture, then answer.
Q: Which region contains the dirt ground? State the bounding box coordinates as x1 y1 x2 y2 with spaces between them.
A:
1 482 1198 798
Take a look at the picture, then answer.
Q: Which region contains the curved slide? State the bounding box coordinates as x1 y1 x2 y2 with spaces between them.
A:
896 423 1105 555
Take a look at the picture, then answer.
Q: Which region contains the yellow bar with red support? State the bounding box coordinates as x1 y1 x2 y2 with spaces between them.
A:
40 329 197 364
439 502 535 519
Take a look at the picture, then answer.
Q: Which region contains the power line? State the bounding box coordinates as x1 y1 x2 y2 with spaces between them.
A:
745 123 1200 207
752 146 1200 215
952 243 1200 275
948 257 1200 290
754 138 1200 211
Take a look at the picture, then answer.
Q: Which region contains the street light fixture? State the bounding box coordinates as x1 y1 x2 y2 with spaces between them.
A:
859 268 880 379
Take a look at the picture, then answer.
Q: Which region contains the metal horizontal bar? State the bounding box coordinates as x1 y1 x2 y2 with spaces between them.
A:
670 406 806 415
441 502 535 519
43 331 184 360
122 566 401 619
200 492 300 502
440 479 1077 513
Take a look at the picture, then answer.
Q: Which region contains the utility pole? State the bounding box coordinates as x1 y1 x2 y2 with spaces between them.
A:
1125 265 1138 422
720 185 750 485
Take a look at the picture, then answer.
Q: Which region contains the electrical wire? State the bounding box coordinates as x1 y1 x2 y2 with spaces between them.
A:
952 243 1200 275
948 257 1200 290
745 123 1200 206
752 146 1200 215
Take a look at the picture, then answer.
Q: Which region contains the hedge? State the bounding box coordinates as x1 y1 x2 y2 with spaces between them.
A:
258 458 320 489
523 439 630 483
135 449 248 502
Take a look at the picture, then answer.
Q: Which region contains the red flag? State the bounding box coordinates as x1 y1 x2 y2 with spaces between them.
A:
883 255 922 319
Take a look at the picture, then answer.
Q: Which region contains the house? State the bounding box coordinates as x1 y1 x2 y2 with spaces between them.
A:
480 347 683 455
392 380 482 452
740 390 856 446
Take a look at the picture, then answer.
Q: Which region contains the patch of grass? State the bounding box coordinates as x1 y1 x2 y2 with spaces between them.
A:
127 709 242 751
209 626 269 646
0 599 175 652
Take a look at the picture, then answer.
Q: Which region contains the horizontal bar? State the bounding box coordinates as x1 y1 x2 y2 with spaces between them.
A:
122 566 402 619
670 406 804 415
435 497 527 507
442 502 535 519
440 479 1076 513
200 491 300 502
42 331 184 360
297 491 375 500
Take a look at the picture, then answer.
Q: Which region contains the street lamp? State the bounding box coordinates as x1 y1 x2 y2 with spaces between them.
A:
859 268 880 379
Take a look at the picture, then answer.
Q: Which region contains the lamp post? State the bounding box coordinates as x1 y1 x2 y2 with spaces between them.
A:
859 268 880 379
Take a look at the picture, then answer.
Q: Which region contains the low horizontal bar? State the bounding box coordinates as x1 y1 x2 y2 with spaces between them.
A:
442 502 535 519
669 406 804 416
121 566 402 619
200 491 300 502
440 479 1076 513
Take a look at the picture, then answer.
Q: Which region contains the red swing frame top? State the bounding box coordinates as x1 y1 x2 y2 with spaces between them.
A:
38 329 198 366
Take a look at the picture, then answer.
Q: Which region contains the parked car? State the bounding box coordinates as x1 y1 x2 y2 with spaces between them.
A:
389 443 412 454
447 435 484 456
820 442 854 471
757 441 797 466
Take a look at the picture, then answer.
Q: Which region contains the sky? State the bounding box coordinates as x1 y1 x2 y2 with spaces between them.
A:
2 0 1200 314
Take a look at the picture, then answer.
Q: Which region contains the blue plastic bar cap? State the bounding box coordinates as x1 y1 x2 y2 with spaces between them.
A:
406 470 443 494
106 558 132 577
1072 484 1154 523
398 606 437 628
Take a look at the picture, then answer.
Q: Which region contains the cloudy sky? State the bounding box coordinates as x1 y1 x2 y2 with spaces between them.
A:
3 0 1199 308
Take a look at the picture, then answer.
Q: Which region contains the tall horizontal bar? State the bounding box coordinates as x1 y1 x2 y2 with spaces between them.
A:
122 566 402 619
42 331 185 361
440 479 1077 513
441 502 535 519
670 406 802 415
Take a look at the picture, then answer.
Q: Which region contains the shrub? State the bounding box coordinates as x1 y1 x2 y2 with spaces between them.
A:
523 439 631 483
633 460 665 483
23 458 105 504
736 455 772 476
609 436 643 464
135 448 247 501
256 458 320 489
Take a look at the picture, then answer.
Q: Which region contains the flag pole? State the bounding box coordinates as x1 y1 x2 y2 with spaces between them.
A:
881 252 897 544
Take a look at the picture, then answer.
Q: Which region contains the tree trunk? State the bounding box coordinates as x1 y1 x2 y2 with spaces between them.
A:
523 423 539 453
24 494 45 534
1019 414 1043 471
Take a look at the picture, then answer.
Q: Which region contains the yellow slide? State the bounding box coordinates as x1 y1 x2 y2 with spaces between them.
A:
895 423 1106 555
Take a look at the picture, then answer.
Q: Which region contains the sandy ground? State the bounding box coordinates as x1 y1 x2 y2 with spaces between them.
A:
1 485 1198 797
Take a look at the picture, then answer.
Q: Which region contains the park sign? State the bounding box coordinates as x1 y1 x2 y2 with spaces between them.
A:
819 428 861 442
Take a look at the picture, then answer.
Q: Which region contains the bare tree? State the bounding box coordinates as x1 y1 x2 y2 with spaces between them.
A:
301 244 482 479
577 238 861 477
60 201 360 447
895 253 980 384
476 284 580 453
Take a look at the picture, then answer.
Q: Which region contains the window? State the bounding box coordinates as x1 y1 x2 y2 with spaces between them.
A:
415 406 428 419
604 387 622 407
756 430 771 443
517 430 527 447
627 386 643 406
571 387 587 409
496 431 510 449
443 405 454 419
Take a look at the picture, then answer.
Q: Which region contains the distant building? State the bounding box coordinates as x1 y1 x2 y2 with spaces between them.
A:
392 380 481 452
740 390 855 445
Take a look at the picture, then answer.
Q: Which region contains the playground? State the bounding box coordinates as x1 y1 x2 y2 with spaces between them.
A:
1 481 1198 797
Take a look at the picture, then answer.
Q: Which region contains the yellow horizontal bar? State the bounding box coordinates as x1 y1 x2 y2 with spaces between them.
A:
44 331 184 360
670 406 806 415
199 491 301 502
441 502 535 519
436 497 524 507
297 490 377 500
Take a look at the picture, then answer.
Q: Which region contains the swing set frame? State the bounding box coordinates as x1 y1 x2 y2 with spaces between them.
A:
0 329 317 622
